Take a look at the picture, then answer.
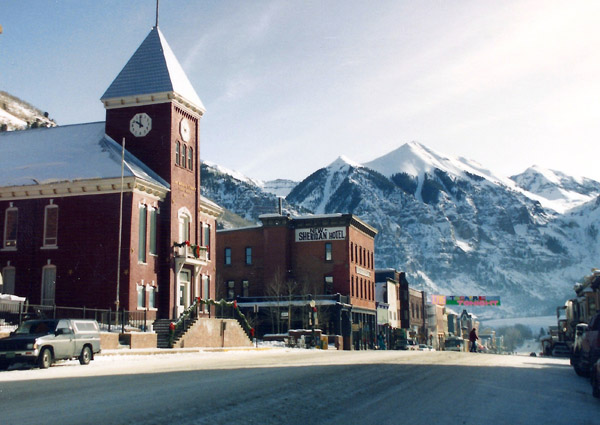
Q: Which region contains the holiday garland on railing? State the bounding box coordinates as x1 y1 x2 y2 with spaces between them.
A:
170 298 253 345
173 240 206 259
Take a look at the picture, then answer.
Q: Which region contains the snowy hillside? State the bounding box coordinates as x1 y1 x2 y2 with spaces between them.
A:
0 91 56 131
510 165 600 213
283 143 600 318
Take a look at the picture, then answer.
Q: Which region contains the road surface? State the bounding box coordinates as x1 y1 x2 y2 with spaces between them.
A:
0 349 598 424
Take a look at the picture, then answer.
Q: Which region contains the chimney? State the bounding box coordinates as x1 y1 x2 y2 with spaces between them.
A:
278 197 283 215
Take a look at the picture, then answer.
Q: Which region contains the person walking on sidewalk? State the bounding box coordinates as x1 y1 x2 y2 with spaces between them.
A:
469 327 478 352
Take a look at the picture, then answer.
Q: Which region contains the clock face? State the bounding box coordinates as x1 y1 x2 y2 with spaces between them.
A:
179 118 191 142
129 113 152 137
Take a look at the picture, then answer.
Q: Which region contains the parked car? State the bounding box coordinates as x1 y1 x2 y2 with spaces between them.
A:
592 359 600 399
572 312 600 377
0 319 101 370
395 339 418 350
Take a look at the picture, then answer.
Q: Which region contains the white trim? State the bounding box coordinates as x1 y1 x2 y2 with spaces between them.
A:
0 177 168 201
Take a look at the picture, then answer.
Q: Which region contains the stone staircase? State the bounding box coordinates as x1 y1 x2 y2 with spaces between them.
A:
153 318 198 348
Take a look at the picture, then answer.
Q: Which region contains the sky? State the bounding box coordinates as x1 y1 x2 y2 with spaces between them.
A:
2 1 600 183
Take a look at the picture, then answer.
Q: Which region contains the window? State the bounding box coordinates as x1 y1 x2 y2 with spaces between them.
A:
202 276 210 312
245 247 252 265
242 280 249 297
227 281 235 300
148 286 156 309
224 247 232 265
1 267 15 294
138 205 147 263
325 243 332 261
324 276 333 294
182 145 188 168
350 242 354 262
41 265 56 306
137 285 145 308
175 142 181 166
149 208 157 255
179 211 190 242
3 207 18 249
43 204 58 247
203 223 211 258
188 147 193 170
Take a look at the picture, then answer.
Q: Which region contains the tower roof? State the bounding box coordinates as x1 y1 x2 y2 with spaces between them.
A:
101 26 205 114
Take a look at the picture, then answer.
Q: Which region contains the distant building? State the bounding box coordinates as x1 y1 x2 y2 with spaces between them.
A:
217 213 377 349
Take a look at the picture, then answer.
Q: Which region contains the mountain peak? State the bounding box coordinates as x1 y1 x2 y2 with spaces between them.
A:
328 155 362 171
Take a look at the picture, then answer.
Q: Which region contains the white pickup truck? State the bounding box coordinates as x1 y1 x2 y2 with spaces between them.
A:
0 318 101 369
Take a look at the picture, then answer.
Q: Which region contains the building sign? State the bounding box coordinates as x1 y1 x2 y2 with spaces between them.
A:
431 295 501 307
295 227 346 242
355 266 371 278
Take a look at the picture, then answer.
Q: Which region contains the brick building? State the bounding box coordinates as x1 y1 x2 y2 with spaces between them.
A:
217 213 377 349
375 269 427 343
0 25 220 321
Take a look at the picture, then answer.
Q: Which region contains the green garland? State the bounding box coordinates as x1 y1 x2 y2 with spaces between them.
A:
170 298 253 343
173 241 206 259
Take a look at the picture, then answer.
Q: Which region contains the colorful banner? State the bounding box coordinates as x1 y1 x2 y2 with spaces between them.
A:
431 295 501 307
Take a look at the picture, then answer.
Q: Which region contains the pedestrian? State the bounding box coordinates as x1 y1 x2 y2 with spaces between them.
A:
469 327 478 352
378 332 386 350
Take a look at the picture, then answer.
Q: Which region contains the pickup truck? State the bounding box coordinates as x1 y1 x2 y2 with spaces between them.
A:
0 319 101 370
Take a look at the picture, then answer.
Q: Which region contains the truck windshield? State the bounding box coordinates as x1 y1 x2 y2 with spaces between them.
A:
14 320 58 335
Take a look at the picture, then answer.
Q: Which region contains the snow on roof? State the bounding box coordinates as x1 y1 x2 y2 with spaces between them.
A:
101 27 204 112
0 122 168 189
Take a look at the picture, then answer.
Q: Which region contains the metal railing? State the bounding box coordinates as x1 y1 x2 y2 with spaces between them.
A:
1 303 152 332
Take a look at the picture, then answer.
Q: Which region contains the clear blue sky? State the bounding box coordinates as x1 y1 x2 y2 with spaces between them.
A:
3 1 600 182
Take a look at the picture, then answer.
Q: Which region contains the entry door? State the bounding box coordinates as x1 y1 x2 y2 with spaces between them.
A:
178 269 191 316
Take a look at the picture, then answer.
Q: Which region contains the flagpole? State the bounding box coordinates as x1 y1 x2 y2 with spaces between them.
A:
115 137 125 326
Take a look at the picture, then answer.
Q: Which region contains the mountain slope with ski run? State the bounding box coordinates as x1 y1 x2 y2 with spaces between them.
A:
203 142 600 319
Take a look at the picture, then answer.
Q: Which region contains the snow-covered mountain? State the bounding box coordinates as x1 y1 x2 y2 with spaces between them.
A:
510 165 600 213
0 91 56 131
203 141 600 319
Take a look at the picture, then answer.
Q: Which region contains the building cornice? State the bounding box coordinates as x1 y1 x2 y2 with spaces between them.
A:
0 177 169 201
102 91 205 116
199 197 223 218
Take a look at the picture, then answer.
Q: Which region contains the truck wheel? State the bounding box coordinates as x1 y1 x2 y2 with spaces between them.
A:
79 346 92 365
38 348 53 369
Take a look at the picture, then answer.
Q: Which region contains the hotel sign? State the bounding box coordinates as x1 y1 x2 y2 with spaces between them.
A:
431 295 501 307
295 227 346 242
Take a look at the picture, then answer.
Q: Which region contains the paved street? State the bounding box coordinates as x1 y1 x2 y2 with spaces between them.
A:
0 349 598 425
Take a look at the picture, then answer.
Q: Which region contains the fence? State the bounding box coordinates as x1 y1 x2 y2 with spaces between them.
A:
0 302 152 332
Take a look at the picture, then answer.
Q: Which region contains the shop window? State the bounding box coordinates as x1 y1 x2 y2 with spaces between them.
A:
3 207 18 249
43 204 58 247
224 247 232 265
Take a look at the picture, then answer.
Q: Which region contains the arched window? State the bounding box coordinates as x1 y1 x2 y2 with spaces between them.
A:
188 147 193 170
175 142 181 166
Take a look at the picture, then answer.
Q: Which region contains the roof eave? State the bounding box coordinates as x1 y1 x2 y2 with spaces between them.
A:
101 91 205 115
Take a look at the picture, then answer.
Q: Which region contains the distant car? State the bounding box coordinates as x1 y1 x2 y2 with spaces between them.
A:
551 342 571 358
0 319 101 370
395 339 418 350
444 336 464 352
592 359 600 399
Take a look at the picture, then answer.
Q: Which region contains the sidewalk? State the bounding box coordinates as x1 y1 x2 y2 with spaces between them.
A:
98 345 273 356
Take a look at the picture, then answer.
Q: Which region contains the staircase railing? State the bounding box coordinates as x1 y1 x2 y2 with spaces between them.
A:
168 298 253 347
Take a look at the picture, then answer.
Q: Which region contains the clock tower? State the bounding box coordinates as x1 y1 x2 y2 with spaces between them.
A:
100 25 217 319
